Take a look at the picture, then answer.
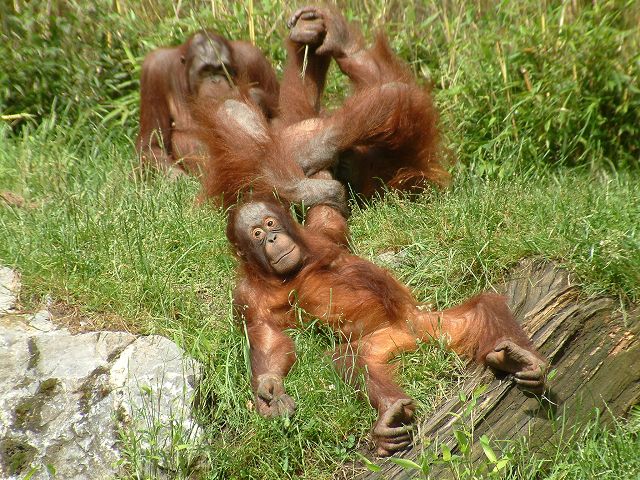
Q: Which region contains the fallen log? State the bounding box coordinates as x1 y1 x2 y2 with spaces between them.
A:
366 260 640 478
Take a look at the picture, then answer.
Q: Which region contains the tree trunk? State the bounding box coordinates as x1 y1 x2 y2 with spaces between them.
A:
366 260 640 479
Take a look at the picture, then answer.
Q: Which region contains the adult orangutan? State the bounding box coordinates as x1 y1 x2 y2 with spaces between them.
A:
276 5 450 198
194 5 448 211
136 30 279 177
229 199 547 456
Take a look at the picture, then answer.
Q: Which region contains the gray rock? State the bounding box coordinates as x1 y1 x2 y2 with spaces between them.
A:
376 249 409 269
28 310 55 333
0 268 202 480
0 267 19 314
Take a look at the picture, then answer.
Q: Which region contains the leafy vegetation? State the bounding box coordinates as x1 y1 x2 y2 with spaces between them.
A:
2 0 638 170
1 0 638 478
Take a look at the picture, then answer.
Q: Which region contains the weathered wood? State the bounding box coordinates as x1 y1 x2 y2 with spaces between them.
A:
366 260 640 479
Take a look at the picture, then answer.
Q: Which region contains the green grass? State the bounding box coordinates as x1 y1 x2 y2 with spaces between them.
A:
1 117 638 479
351 170 640 305
2 0 638 170
1 0 639 478
507 408 640 480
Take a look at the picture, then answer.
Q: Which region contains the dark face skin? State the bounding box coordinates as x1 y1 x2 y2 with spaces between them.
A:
235 203 304 276
183 32 234 95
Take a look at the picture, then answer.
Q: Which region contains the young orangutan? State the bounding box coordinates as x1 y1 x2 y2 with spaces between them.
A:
229 199 547 456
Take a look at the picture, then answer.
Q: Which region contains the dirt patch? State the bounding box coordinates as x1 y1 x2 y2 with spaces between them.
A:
0 190 37 209
48 302 140 334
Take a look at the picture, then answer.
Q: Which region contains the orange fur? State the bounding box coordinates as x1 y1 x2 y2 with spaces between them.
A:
136 31 279 175
190 16 450 209
192 91 305 208
231 201 545 418
277 22 451 198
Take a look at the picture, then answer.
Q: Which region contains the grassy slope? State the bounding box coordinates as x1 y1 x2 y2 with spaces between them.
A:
1 1 639 479
1 123 638 479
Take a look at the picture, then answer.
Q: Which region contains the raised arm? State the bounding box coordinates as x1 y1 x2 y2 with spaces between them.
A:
277 8 337 126
287 6 411 89
333 31 413 89
304 204 349 247
283 7 449 189
279 6 442 182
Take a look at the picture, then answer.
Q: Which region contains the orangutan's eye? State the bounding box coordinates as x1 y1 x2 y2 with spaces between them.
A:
252 228 264 240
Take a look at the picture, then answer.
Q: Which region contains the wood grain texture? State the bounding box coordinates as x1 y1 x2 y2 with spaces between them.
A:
366 260 640 479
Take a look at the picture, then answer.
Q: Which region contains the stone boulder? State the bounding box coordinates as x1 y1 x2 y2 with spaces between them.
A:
0 267 19 314
0 268 202 480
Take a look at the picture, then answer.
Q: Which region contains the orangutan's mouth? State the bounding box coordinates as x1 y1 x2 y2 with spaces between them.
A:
272 245 296 265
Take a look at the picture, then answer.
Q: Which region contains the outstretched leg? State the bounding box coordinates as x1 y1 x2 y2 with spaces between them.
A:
412 293 548 394
332 326 421 456
331 294 546 456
